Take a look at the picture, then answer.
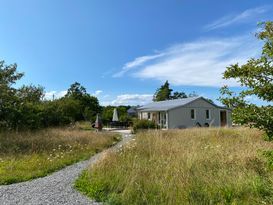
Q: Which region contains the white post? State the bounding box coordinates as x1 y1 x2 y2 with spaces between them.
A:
166 111 168 129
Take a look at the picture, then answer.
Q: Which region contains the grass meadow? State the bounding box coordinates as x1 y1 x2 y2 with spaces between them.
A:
75 128 273 205
0 127 120 185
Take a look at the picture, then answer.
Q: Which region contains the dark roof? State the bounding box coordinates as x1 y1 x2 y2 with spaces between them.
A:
127 106 139 114
137 97 230 112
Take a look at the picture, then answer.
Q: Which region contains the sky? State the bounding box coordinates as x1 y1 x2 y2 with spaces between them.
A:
0 0 272 106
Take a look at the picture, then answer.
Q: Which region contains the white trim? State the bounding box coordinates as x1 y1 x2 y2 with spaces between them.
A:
166 111 169 129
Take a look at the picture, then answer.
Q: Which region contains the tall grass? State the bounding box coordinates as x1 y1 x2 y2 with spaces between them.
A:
0 128 120 185
75 128 273 205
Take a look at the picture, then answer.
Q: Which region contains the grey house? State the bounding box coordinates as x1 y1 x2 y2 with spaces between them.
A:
137 97 232 129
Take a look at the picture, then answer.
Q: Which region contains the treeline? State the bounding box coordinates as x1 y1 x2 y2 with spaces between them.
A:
0 61 100 130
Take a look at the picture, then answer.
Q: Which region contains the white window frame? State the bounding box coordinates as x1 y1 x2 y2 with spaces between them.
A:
190 109 196 120
206 109 211 120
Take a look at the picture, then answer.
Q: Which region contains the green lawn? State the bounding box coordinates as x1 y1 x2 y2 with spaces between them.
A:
0 128 120 185
75 128 273 205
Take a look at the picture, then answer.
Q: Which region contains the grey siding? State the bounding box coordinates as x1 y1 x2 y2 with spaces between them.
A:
168 98 231 128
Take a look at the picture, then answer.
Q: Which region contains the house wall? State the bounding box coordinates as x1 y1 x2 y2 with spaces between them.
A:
168 98 231 128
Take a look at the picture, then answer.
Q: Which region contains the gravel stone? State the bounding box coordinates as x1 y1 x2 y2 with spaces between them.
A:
0 131 133 205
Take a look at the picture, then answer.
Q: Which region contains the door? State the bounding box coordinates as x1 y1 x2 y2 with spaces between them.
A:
220 110 227 127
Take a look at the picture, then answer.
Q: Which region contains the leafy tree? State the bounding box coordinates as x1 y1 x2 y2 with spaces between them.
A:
219 21 273 140
64 82 101 122
153 81 173 101
0 61 24 129
58 97 82 122
0 61 23 86
171 91 187 99
65 82 87 99
153 81 190 101
17 85 44 103
0 62 102 129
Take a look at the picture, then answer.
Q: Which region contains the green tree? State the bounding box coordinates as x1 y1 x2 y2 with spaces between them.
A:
153 81 173 101
65 82 87 99
0 61 24 129
17 85 44 103
219 21 273 140
171 91 187 99
153 81 190 101
64 82 101 122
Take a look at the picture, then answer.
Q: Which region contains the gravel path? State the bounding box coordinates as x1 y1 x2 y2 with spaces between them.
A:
0 131 133 205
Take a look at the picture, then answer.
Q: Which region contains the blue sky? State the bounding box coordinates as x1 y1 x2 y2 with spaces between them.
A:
0 0 272 105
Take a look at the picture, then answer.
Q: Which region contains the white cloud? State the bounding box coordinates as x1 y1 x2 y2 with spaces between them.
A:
113 53 165 77
101 94 153 106
118 35 261 87
44 90 67 100
93 90 103 96
204 6 270 31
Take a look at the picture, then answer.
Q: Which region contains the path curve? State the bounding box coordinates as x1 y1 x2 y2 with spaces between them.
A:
0 130 133 205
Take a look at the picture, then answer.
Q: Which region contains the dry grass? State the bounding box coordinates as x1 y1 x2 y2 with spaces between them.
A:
75 127 273 205
0 128 120 185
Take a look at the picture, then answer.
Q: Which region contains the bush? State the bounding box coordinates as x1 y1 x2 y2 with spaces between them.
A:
133 119 158 133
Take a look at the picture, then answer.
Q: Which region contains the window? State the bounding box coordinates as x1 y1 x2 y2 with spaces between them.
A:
206 110 210 119
190 109 195 119
147 112 151 119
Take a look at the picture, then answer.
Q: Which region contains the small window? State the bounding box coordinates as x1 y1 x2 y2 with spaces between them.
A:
147 112 151 119
191 109 195 119
206 110 210 119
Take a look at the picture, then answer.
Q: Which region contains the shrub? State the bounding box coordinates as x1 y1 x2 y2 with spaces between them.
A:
133 119 158 133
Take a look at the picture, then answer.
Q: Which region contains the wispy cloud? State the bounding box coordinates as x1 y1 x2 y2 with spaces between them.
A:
101 94 153 106
113 53 165 77
204 6 270 31
44 90 67 100
117 35 261 87
93 90 103 96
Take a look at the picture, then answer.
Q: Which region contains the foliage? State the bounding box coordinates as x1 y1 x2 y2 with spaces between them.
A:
170 91 187 99
263 150 273 169
101 105 132 124
17 84 45 103
75 128 273 205
219 21 273 140
0 62 101 130
132 119 158 133
0 128 120 185
153 80 173 101
64 82 101 122
153 80 195 101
